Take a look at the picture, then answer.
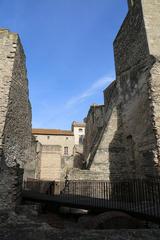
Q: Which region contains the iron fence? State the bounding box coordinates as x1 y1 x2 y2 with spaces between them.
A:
23 179 54 194
59 178 160 218
23 178 160 219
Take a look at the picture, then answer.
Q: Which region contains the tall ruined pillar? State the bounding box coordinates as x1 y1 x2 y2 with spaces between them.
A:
0 29 32 210
113 0 160 178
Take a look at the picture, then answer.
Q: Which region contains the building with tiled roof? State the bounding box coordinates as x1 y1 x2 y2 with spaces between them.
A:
32 128 74 136
31 122 85 181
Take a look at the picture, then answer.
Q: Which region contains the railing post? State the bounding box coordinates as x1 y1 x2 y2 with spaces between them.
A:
22 178 160 220
151 178 156 217
157 178 160 218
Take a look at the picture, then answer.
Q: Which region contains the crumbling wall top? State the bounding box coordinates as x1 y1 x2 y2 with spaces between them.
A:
0 30 31 169
114 0 149 75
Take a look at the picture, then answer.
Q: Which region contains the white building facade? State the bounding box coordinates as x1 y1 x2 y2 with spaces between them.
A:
32 129 75 157
72 122 85 145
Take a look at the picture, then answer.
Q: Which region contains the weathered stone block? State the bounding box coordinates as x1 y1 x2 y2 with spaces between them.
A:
0 29 31 210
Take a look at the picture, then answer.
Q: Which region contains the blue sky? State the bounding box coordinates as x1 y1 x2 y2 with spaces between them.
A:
0 0 127 130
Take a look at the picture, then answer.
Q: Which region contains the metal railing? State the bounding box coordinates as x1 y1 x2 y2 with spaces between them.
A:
23 178 160 219
23 179 55 194
59 178 160 219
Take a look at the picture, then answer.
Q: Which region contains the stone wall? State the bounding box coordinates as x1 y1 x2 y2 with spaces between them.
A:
112 0 160 179
83 105 105 162
82 0 160 181
0 29 31 209
23 137 42 180
34 132 75 156
113 0 149 75
40 145 62 181
88 82 123 178
142 0 160 59
141 0 160 175
68 168 107 181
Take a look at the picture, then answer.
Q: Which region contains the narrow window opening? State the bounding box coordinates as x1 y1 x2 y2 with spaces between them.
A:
64 147 68 155
79 135 84 144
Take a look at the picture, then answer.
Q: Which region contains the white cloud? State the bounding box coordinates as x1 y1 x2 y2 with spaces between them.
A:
32 74 113 128
66 75 113 109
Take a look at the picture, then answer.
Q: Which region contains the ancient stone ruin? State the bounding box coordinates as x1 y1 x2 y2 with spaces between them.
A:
0 0 160 218
0 29 32 210
0 1 160 238
81 0 160 181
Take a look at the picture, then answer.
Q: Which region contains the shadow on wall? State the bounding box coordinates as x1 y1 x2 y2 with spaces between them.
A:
108 105 127 182
108 0 160 181
108 74 159 182
73 153 85 169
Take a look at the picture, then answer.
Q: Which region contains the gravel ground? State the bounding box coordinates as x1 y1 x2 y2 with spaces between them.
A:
0 228 160 240
1 207 160 240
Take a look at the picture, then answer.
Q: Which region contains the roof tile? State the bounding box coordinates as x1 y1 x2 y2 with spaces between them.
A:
32 128 74 136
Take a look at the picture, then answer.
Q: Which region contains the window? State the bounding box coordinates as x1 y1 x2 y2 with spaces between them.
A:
79 128 83 132
47 136 50 140
66 137 69 140
64 147 68 155
79 135 84 145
